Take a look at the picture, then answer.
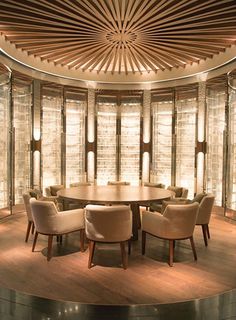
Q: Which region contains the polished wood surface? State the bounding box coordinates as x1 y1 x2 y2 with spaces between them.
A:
58 186 173 241
58 185 173 204
1 206 236 305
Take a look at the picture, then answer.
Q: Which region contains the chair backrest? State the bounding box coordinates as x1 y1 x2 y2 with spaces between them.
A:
167 186 188 198
85 204 132 242
28 188 43 199
144 182 165 189
107 181 130 186
30 199 58 234
163 202 199 239
70 182 91 187
196 194 215 225
45 184 64 196
22 193 33 221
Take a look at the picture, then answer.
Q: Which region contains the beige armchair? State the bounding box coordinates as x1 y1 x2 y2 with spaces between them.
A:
44 184 64 211
30 199 85 261
85 204 132 269
23 188 58 242
196 194 215 246
150 185 188 212
23 193 35 242
142 202 199 266
161 193 215 246
107 181 130 186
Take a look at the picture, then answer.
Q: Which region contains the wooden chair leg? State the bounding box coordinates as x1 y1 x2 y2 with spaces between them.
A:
206 224 210 239
190 236 197 261
25 221 33 242
88 240 95 269
169 240 174 267
47 235 53 261
80 229 85 252
32 231 38 252
31 223 35 234
202 225 208 246
120 241 127 269
142 230 146 255
128 239 131 255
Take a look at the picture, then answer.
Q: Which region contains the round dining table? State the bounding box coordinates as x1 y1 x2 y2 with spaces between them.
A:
58 185 173 240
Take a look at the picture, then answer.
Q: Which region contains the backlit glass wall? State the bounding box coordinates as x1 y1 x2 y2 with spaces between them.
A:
227 71 236 212
0 68 9 208
13 79 32 204
96 96 117 185
65 90 86 187
175 88 198 199
120 97 141 185
205 78 226 206
41 86 62 193
151 91 173 188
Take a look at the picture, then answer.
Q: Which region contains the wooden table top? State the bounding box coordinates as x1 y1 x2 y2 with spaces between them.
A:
57 185 173 205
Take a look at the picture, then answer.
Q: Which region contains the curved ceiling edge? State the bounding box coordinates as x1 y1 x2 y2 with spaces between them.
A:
0 46 236 90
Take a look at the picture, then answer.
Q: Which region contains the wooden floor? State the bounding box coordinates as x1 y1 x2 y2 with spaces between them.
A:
1 206 236 305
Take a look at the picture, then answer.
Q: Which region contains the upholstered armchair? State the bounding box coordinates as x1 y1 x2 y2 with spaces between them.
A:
30 199 85 261
85 204 132 269
44 184 64 210
161 193 215 246
23 193 34 242
107 181 130 186
196 194 215 246
150 185 188 212
142 202 199 266
23 188 59 242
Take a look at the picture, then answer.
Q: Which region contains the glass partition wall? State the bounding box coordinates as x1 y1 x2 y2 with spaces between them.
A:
12 78 32 204
175 88 197 199
205 77 226 206
65 89 86 187
1 64 236 220
0 67 10 210
96 93 142 186
151 90 173 188
41 86 62 193
151 87 197 199
226 70 236 218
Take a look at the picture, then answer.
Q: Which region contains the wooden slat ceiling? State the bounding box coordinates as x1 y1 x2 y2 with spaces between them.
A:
0 0 236 76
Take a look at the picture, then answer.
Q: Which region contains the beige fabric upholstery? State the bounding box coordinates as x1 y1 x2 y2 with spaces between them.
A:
23 193 33 222
144 182 165 189
30 199 85 260
196 194 215 246
70 182 91 187
142 202 199 266
107 181 130 186
85 205 132 242
85 204 132 269
150 185 188 212
48 184 64 196
44 184 64 211
196 194 215 225
167 186 188 199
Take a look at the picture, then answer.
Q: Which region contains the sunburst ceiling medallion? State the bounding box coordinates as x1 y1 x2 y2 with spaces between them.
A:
0 0 236 80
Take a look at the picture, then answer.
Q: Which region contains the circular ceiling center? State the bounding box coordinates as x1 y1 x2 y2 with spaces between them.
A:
106 31 137 45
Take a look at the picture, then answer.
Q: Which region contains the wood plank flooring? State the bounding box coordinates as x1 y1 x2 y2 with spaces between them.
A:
0 206 236 305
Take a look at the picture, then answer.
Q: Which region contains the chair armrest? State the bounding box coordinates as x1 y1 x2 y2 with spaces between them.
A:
54 209 85 234
142 210 169 238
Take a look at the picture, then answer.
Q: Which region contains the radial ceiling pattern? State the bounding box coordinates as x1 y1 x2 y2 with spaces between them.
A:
0 0 236 76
